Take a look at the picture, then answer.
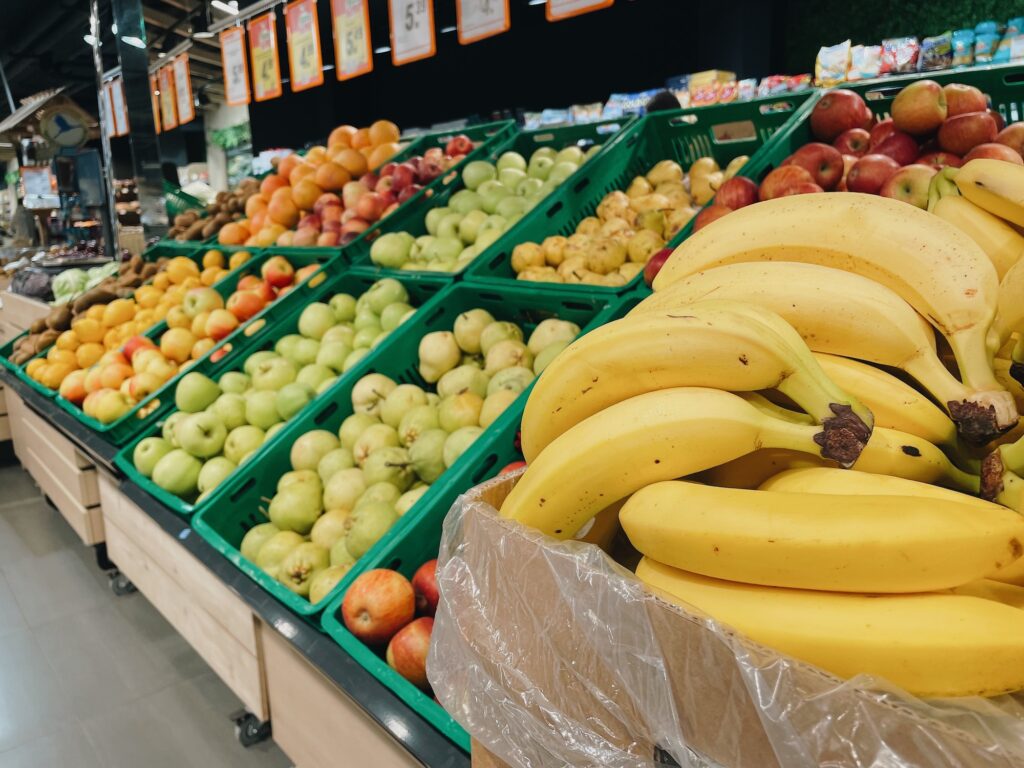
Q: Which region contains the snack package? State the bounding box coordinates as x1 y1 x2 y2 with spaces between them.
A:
737 79 757 102
848 45 883 80
997 18 1024 62
880 36 920 74
976 33 1000 63
952 29 975 66
718 79 739 104
815 40 851 85
757 75 790 97
975 20 1001 36
570 103 603 124
919 31 953 71
787 74 813 92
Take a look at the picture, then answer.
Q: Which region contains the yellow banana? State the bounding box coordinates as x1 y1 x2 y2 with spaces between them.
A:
636 557 1024 698
521 301 871 463
956 158 1024 228
932 195 1024 280
621 480 1024 592
634 260 1007 443
697 448 826 489
993 258 1024 371
652 193 1011 435
955 579 1024 604
738 392 815 425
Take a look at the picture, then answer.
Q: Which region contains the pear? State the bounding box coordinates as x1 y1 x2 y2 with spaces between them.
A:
484 340 533 375
345 502 399 559
398 405 440 447
309 564 351 604
409 429 448 483
338 412 379 450
255 530 304 572
330 536 357 568
418 331 461 383
240 522 280 562
362 447 414 491
323 467 367 512
527 319 580 355
533 342 569 375
452 308 495 354
444 427 483 468
355 481 402 510
480 389 519 428
310 509 353 550
277 542 330 597
268 483 323 535
353 423 400 466
479 322 523 355
396 486 430 516
317 448 355 483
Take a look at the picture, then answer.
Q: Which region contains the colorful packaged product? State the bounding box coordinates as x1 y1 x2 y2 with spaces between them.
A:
848 45 882 80
919 31 953 71
952 29 975 66
815 40 851 85
880 36 920 74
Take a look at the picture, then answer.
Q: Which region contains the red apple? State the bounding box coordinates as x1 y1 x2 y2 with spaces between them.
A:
989 108 1006 132
891 80 947 136
341 208 359 224
356 192 386 222
237 274 261 292
871 131 919 166
323 219 342 234
226 290 265 322
847 154 901 194
938 112 998 156
693 204 733 231
714 176 759 209
382 203 400 218
836 154 858 190
342 181 369 210
869 118 896 148
411 559 439 617
341 218 370 236
313 193 341 216
252 280 276 303
423 147 444 163
943 83 988 117
996 123 1024 155
916 151 962 170
342 569 416 646
397 184 423 204
321 204 342 224
810 89 872 142
643 247 673 287
419 158 445 181
833 128 871 157
386 617 434 690
292 227 319 247
879 164 937 209
392 163 416 191
782 142 845 189
779 181 824 196
379 162 397 178
261 255 294 289
498 460 527 476
376 176 395 195
758 165 815 200
963 143 1024 165
359 172 379 191
378 190 398 208
122 334 156 362
445 135 473 157
297 213 321 231
295 264 320 283
340 231 362 246
405 156 422 174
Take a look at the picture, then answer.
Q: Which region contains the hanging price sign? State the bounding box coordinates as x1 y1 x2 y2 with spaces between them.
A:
285 0 323 92
331 0 372 80
158 66 178 131
220 27 251 106
110 76 129 135
456 0 509 44
173 54 195 124
248 12 283 101
150 73 161 134
546 0 613 22
388 0 436 66
102 82 116 137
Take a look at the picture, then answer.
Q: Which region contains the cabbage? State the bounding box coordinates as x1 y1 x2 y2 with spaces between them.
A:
51 269 88 303
84 262 119 290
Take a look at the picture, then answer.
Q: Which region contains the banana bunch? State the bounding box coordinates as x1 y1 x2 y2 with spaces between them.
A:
502 190 1024 698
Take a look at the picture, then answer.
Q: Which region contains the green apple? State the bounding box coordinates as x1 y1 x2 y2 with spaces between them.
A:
585 143 602 159
291 338 320 367
411 235 434 259
197 456 236 494
133 436 173 478
479 214 507 237
516 177 544 198
224 424 266 464
436 212 464 240
219 371 251 395
317 341 353 373
424 236 463 263
353 306 381 332
498 167 526 189
298 302 336 340
371 330 390 348
329 293 357 322
317 377 337 395
352 326 379 349
477 181 512 215
177 411 227 459
252 357 297 391
424 206 451 236
370 232 414 269
530 146 557 162
243 350 277 377
210 392 247 430
161 412 186 447
321 324 355 347
343 348 368 371
245 390 282 430
461 160 496 191
266 422 286 440
475 227 504 251
380 302 414 331
548 161 579 185
449 189 483 215
555 146 585 166
457 210 488 244
496 151 527 172
276 382 314 420
275 334 303 359
297 363 334 390
495 196 529 220
152 449 202 497
364 278 408 314
175 372 221 413
527 155 554 180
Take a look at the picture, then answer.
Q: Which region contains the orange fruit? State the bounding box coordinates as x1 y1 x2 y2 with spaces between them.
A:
335 148 368 177
134 285 161 309
328 125 358 148
260 173 289 198
25 358 46 378
55 330 80 351
200 267 221 286
314 161 351 192
351 127 372 150
72 317 104 343
47 348 77 366
229 250 252 270
40 362 74 390
160 327 197 364
289 162 316 186
76 342 104 368
103 298 136 327
291 178 323 211
203 249 226 269
268 196 300 228
180 276 201 290
166 306 190 329
166 256 201 285
103 328 121 349
368 142 401 171
218 222 249 246
152 272 171 291
369 120 400 146
305 146 328 165
244 195 268 219
277 154 301 179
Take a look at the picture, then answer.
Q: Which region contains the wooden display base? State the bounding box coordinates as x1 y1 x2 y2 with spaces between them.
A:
0 384 10 442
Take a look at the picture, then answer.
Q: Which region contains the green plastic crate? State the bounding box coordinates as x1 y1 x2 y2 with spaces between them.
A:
188 281 622 623
463 91 815 295
115 267 449 515
163 180 206 218
342 117 637 280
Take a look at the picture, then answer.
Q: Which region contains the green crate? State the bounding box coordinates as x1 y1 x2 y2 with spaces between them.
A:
188 281 622 623
463 92 814 295
115 267 449 515
163 181 206 218
53 248 340 445
342 117 637 280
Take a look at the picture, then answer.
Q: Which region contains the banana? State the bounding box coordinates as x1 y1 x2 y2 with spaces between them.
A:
738 392 815 425
520 301 872 464
633 261 1008 443
954 579 1024 605
501 387 839 540
993 258 1024 374
697 448 826 489
926 165 961 212
621 480 1024 593
636 557 1024 698
932 195 1024 280
956 158 1024 228
652 193 1012 435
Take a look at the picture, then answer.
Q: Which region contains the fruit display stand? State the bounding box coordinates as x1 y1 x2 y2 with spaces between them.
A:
464 91 815 294
0 382 9 443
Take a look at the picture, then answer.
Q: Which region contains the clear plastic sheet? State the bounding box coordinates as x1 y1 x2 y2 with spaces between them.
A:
427 471 1024 768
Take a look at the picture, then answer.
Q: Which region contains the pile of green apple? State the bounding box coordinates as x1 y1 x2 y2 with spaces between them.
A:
131 278 420 503
232 310 583 604
369 144 600 273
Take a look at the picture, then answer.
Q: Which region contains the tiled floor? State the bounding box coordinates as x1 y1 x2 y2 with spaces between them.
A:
0 462 291 768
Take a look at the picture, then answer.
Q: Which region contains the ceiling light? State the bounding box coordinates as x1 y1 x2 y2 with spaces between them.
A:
157 51 166 57
211 0 238 14
121 35 146 48
373 45 391 53
111 22 118 34
441 26 456 33
528 0 546 5
83 34 100 46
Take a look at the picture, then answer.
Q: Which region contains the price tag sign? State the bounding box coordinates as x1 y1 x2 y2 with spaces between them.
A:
220 27 251 106
110 77 129 136
456 0 509 44
546 0 613 22
150 73 161 134
388 0 436 66
285 0 324 92
101 82 116 137
158 66 178 131
331 0 372 80
248 12 283 101
173 54 195 124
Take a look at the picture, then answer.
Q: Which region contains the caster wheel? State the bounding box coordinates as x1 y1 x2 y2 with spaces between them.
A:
234 713 271 747
109 571 136 596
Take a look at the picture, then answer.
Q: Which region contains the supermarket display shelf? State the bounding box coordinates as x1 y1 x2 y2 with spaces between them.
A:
0 368 470 768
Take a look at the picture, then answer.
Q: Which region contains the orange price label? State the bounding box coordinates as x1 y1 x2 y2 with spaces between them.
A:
110 77 129 136
102 82 116 137
248 12 283 101
388 0 436 66
173 54 195 124
546 0 613 22
220 27 251 106
332 0 373 80
158 66 178 131
456 0 509 44
150 74 161 134
285 0 324 92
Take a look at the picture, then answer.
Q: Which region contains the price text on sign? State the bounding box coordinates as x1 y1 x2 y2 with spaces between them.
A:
456 0 509 44
158 66 178 131
173 54 195 125
102 83 116 138
248 12 283 101
285 0 324 92
110 77 129 136
150 74 161 134
331 0 372 80
546 0 614 22
388 0 436 66
220 27 251 106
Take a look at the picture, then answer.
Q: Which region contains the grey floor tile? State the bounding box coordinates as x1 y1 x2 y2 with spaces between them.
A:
0 722 101 768
2 545 108 627
0 464 44 507
80 696 206 768
0 573 26 639
0 630 75 752
0 497 78 566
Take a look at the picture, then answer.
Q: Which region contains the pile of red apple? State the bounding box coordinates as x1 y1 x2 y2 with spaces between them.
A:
341 559 440 691
697 80 1024 227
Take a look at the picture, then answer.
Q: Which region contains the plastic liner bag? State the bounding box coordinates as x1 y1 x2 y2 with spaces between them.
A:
429 471 1024 768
